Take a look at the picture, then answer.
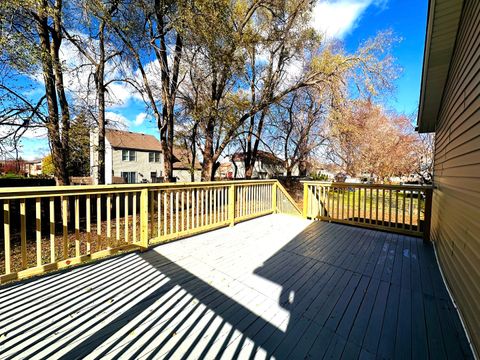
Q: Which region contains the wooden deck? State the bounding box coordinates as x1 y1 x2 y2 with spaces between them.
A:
0 214 472 359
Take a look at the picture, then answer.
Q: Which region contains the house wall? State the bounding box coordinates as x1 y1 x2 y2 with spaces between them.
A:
231 160 297 179
111 148 164 184
431 0 480 353
173 169 201 182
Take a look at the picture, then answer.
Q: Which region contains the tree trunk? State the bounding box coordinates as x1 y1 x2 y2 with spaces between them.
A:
96 21 107 185
36 4 69 185
245 164 254 179
201 157 214 181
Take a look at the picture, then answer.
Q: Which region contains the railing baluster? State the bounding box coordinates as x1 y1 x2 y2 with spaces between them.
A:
214 188 217 223
369 188 373 224
187 190 190 230
49 197 55 263
20 199 27 268
191 190 195 230
410 190 414 230
382 189 385 225
417 190 421 231
36 198 42 267
62 197 68 258
150 190 154 238
157 191 161 237
209 188 212 223
86 194 91 254
116 194 120 247
107 194 112 248
341 187 345 220
97 195 102 250
196 189 199 228
201 189 205 226
389 190 392 227
395 190 399 227
164 191 168 235
182 191 185 231
4 200 11 274
124 193 129 243
170 191 174 233
75 196 80 257
176 191 179 233
375 188 379 224
133 193 137 242
403 190 407 229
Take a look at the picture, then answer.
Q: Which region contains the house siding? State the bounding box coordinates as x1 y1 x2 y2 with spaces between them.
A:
432 0 480 354
173 169 201 182
111 148 164 184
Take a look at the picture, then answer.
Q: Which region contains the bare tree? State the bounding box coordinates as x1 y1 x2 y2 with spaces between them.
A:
1 0 72 184
268 90 326 178
107 0 184 182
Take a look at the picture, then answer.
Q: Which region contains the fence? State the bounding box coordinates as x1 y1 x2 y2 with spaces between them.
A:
302 181 433 238
0 180 300 283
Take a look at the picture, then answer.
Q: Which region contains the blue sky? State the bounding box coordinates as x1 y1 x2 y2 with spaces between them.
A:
16 0 428 160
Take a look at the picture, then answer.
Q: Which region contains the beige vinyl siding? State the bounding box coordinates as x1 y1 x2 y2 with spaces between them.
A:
111 148 164 183
432 0 480 354
172 169 201 182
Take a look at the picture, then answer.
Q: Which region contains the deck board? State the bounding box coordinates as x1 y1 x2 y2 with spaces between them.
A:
0 214 473 359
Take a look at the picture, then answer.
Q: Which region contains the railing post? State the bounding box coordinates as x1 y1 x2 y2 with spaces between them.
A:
140 188 149 248
272 182 277 213
229 184 235 227
423 187 433 242
303 183 309 218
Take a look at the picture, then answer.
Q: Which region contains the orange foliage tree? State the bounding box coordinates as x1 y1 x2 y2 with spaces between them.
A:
326 100 421 181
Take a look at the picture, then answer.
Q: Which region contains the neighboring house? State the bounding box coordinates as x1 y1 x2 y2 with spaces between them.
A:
0 159 42 177
90 129 201 184
417 0 479 355
230 150 299 179
172 146 202 182
217 162 233 179
25 160 42 177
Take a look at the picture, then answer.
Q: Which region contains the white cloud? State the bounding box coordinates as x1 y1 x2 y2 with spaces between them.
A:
311 0 387 39
105 111 131 129
134 112 148 126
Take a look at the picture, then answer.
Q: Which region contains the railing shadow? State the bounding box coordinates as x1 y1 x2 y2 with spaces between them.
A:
1 223 329 359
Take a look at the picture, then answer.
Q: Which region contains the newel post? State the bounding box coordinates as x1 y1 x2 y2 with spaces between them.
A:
423 187 433 242
228 184 235 227
140 188 149 248
302 183 309 218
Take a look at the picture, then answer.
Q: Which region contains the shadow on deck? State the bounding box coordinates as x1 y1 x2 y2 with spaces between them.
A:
0 215 472 359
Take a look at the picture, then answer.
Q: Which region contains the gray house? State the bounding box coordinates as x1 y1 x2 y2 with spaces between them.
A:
90 129 201 184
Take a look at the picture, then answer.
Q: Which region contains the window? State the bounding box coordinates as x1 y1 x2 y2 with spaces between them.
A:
121 172 136 184
149 152 161 163
151 171 157 182
122 150 136 161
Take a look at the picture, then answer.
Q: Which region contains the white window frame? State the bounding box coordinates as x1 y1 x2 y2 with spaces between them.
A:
122 149 136 161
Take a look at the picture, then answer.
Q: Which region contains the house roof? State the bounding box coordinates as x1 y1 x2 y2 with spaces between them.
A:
106 129 162 151
172 146 202 170
232 150 283 165
105 129 201 170
417 0 464 133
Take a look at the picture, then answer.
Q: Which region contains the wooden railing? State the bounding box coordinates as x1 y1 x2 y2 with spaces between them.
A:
302 181 433 238
0 180 300 283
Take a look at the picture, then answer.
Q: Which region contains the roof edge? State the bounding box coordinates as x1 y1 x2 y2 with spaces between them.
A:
417 0 464 133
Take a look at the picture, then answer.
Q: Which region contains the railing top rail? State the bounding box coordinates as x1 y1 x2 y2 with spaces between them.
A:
301 181 433 190
0 179 277 200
